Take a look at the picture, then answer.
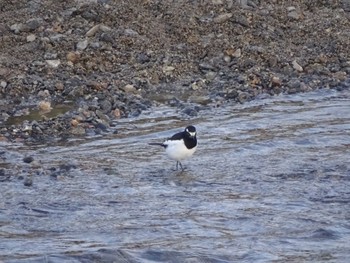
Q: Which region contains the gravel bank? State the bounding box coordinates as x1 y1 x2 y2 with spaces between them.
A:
0 0 349 143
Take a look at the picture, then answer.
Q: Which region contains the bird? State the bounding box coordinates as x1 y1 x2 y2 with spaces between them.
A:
149 125 197 170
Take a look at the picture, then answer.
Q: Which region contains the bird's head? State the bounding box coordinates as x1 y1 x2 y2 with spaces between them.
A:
185 125 196 138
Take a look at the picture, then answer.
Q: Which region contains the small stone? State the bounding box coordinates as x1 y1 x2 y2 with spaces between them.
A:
232 48 242 58
188 95 212 105
10 23 28 34
38 100 52 112
76 39 89 50
122 84 137 93
182 106 198 117
99 100 112 113
163 66 175 75
237 91 251 103
71 119 79 127
124 28 139 36
23 156 34 163
46 59 61 68
271 76 282 86
0 81 7 88
66 51 80 63
288 10 301 20
205 71 216 81
99 25 112 32
26 34 36 42
214 13 233 23
85 24 100 37
333 71 347 81
71 126 86 135
95 122 108 132
26 18 41 30
37 89 50 98
112 108 121 119
55 82 64 91
24 177 33 187
223 55 231 63
212 0 223 4
292 60 303 72
44 53 58 60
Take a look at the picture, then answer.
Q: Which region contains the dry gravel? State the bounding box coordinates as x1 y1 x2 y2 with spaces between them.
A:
0 0 349 142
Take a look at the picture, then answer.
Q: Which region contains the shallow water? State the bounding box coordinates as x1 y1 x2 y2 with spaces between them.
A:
1 89 350 262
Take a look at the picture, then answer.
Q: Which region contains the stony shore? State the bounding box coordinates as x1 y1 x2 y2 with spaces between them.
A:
0 0 349 143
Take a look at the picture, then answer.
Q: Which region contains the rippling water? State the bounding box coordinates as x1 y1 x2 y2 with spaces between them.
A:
1 89 350 262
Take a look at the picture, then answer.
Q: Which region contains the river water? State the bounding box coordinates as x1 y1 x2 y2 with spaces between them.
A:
1 88 350 262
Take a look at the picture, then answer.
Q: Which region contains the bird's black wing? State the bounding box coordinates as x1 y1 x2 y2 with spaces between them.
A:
149 142 166 148
168 131 184 141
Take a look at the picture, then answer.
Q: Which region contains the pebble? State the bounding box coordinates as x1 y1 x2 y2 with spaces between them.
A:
23 156 34 163
288 10 301 20
10 23 28 34
24 177 33 187
112 108 121 119
46 59 61 68
66 51 80 64
76 39 89 50
271 76 282 86
26 34 36 42
38 100 52 112
85 24 101 37
214 13 233 23
232 48 242 58
26 18 42 30
292 60 303 72
122 84 137 94
237 91 251 103
0 81 7 88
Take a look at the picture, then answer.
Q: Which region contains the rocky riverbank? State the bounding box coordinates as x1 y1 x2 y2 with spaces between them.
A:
0 0 349 143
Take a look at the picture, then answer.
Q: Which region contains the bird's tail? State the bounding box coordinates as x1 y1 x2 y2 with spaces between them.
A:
149 142 165 147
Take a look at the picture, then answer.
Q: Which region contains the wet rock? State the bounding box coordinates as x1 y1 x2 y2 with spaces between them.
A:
59 163 77 172
271 76 282 87
237 91 251 103
0 169 10 182
23 156 34 163
94 122 108 133
24 176 33 187
112 108 121 119
181 106 198 117
188 95 212 105
71 126 86 135
99 100 112 113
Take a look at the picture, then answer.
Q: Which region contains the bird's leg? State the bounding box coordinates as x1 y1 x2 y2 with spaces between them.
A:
179 161 184 171
176 161 179 170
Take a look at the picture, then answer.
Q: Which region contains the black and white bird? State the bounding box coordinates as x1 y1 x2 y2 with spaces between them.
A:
149 125 197 170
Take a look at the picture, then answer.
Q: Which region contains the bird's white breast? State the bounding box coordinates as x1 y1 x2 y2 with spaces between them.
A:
163 139 197 161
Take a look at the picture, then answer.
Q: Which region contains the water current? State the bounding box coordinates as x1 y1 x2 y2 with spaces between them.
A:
1 88 350 262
